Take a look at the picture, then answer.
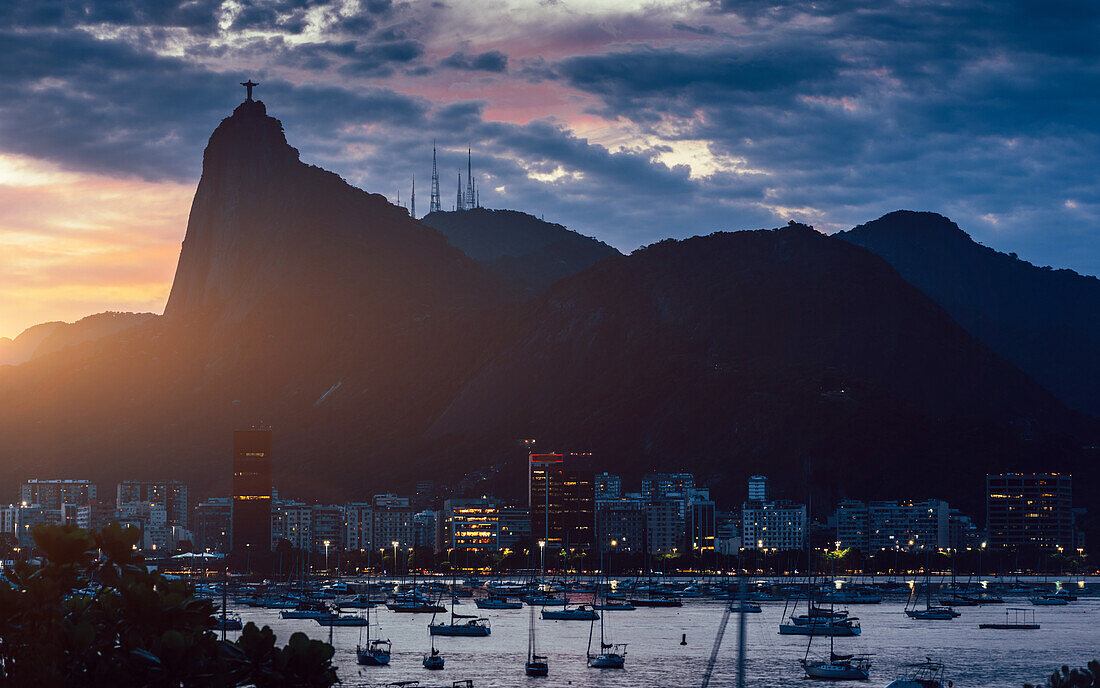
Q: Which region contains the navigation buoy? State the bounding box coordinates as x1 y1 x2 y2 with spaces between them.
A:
681 633 687 645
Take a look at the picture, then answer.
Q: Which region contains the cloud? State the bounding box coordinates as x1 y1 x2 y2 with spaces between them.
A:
1 0 1099 340
440 50 509 72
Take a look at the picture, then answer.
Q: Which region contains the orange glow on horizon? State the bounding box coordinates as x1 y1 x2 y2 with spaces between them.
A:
0 154 192 340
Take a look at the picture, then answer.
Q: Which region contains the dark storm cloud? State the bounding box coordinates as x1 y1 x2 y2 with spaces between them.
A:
439 50 509 72
0 25 429 181
671 22 716 35
0 0 223 33
0 0 1097 275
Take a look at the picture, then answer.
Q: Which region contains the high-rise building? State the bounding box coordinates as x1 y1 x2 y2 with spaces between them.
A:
641 473 695 502
498 506 531 550
835 499 950 551
413 510 441 551
444 498 500 551
595 473 622 502
748 475 768 502
311 505 345 553
986 473 1076 549
273 500 312 550
373 500 417 551
687 496 717 553
596 497 646 553
0 505 21 537
741 500 806 551
20 479 96 509
529 453 595 548
646 499 685 554
117 480 190 529
231 429 272 553
716 511 741 555
344 502 373 553
193 497 231 553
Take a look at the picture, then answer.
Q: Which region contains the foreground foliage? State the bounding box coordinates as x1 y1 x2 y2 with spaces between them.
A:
0 524 338 687
1027 661 1100 688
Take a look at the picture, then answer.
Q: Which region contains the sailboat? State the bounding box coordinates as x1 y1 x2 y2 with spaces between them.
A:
429 575 491 636
356 592 392 665
423 620 445 670
906 552 960 620
800 611 870 677
800 543 871 679
525 603 549 676
587 574 626 669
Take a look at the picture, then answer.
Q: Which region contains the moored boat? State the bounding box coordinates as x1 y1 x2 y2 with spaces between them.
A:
801 654 871 680
316 614 368 626
779 618 861 636
628 596 682 607
542 604 599 621
884 660 948 688
475 595 522 609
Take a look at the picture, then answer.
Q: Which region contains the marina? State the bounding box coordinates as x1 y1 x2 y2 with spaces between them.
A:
208 576 1099 687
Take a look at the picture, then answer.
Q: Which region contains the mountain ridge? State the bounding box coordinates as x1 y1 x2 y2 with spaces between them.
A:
838 210 1100 415
421 208 620 293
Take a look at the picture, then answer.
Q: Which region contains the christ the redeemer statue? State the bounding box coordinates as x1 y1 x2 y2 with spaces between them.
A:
241 80 258 102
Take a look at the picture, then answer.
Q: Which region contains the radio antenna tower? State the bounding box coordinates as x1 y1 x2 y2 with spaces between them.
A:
429 141 442 213
410 176 415 218
464 148 474 210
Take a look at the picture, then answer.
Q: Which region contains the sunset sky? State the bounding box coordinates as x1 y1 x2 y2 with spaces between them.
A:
1 0 1098 339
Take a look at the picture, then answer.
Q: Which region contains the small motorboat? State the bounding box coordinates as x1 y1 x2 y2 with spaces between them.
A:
979 607 1040 630
522 594 568 606
594 601 637 611
729 601 762 613
628 596 682 607
542 605 599 621
212 612 243 631
336 595 377 609
475 595 523 609
779 617 861 636
1045 589 1077 602
884 660 948 688
315 614 368 626
429 616 491 636
388 600 448 613
280 601 331 619
1029 596 1068 606
906 606 960 620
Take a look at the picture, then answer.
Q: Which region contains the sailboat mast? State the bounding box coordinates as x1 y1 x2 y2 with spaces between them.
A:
528 603 536 661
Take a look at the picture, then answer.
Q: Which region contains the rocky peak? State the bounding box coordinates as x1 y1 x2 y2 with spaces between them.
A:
199 99 301 190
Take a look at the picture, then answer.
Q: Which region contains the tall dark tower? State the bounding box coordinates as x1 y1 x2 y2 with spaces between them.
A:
410 176 415 218
464 148 474 210
457 173 463 211
429 142 442 213
232 429 272 555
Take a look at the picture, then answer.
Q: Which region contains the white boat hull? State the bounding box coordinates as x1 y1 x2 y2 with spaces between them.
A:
589 654 625 669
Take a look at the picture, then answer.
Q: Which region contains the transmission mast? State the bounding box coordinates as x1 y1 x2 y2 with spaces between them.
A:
429 141 442 213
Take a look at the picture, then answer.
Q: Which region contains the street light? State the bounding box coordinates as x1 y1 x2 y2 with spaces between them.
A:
323 540 331 574
392 541 400 577
538 540 546 579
